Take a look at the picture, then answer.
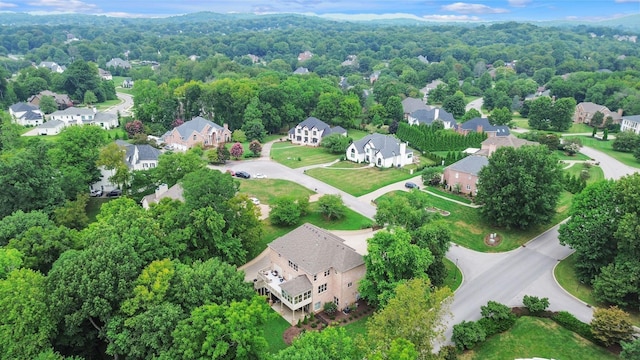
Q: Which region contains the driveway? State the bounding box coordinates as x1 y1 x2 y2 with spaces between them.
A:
580 146 638 180
465 97 485 116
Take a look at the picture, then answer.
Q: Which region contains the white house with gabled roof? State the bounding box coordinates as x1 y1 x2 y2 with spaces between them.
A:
346 133 412 168
288 117 347 146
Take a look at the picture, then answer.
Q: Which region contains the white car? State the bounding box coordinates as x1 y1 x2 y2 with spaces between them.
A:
254 173 267 179
90 189 103 197
249 197 260 205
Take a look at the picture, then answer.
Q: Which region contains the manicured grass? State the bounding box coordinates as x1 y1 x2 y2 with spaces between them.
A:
347 129 371 141
511 118 593 134
567 135 640 168
555 254 640 326
444 257 463 291
562 162 605 184
342 314 370 337
263 309 291 353
376 190 573 252
555 150 591 161
306 165 415 197
459 316 617 360
425 185 473 205
270 142 340 168
94 98 122 111
86 197 112 223
238 179 315 204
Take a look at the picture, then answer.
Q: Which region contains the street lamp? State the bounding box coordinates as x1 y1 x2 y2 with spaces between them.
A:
454 258 459 282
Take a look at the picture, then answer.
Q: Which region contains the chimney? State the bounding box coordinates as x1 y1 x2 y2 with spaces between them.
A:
477 125 483 133
400 142 407 155
618 108 624 116
223 123 229 130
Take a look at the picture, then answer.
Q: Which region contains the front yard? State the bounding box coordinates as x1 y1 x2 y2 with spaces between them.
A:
306 163 416 197
568 135 640 168
270 141 341 168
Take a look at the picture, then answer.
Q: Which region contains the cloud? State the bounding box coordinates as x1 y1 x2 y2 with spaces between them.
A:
441 2 508 14
27 0 99 13
0 2 17 9
422 14 481 21
508 0 531 7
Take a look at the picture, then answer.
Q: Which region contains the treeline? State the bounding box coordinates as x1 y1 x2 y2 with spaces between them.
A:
396 122 487 152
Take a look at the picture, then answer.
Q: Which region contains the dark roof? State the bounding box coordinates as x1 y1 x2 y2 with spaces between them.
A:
326 126 347 136
402 97 429 114
352 133 410 158
173 116 223 139
410 108 456 125
297 117 331 132
623 115 640 124
21 110 43 121
459 117 510 136
9 102 39 112
115 140 161 167
446 155 489 176
269 223 364 275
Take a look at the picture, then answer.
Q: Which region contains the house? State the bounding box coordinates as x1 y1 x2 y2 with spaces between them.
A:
442 155 489 195
49 107 119 130
422 79 445 96
402 97 431 120
476 134 538 157
122 78 134 88
573 102 623 126
369 70 381 84
98 68 113 80
297 51 314 62
106 57 131 69
417 55 429 64
35 120 65 135
161 116 231 151
620 115 640 135
141 183 185 210
91 141 162 194
293 67 310 75
408 107 457 129
346 133 413 168
28 91 73 110
254 223 365 322
288 117 347 146
456 117 510 138
8 102 44 126
341 55 357 67
38 61 65 73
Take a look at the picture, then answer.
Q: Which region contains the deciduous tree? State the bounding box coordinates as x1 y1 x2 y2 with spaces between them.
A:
317 194 347 220
230 142 244 159
321 133 351 154
591 306 634 347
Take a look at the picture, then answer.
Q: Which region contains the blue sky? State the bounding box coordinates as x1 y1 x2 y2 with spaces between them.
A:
2 1 639 21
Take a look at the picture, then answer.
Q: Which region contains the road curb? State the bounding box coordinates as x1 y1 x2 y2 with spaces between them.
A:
551 260 596 313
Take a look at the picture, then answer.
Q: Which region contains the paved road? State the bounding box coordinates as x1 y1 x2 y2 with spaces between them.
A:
465 97 485 116
580 146 638 180
107 91 134 116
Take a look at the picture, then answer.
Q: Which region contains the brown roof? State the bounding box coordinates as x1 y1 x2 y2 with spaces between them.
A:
268 223 364 275
280 275 312 295
481 135 538 149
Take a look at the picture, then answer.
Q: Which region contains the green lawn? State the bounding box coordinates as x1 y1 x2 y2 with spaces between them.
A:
238 179 315 204
263 309 291 353
306 165 415 197
347 129 372 141
270 142 341 168
511 118 593 134
342 314 370 337
425 185 473 205
86 197 112 223
567 135 640 168
555 150 591 161
444 258 463 291
376 190 573 252
459 316 617 360
562 162 605 184
555 254 640 326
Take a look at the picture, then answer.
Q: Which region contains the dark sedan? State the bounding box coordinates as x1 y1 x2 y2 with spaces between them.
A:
235 171 251 179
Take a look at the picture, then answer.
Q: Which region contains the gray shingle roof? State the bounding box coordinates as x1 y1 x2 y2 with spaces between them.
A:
402 97 430 114
9 102 39 112
447 155 489 176
280 275 312 296
174 116 223 139
51 107 95 117
37 120 64 129
298 117 331 132
352 133 411 159
459 117 510 136
623 115 640 124
114 140 161 167
21 110 43 121
410 108 456 126
269 223 364 275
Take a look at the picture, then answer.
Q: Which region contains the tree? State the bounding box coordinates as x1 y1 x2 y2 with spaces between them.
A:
476 145 563 229
591 306 634 347
488 107 513 126
442 91 466 118
452 320 486 351
83 90 97 105
53 195 89 230
96 142 130 190
359 229 433 307
125 120 145 138
0 269 56 359
274 327 361 360
522 295 550 314
527 96 553 130
0 210 54 247
230 142 244 159
154 150 205 187
621 338 640 360
0 248 22 280
551 97 577 131
269 197 303 226
412 223 452 287
167 296 269 359
366 278 452 360
317 194 347 220
478 301 516 336
421 167 443 186
461 108 481 122
384 95 403 122
527 96 576 131
591 111 605 128
38 95 58 114
217 144 231 163
231 129 247 143
612 131 639 153
321 133 351 154
242 97 267 142
248 140 262 157
374 189 432 230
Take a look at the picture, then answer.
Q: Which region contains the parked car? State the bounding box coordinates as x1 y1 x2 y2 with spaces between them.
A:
254 173 267 179
90 189 103 197
404 182 419 189
249 197 260 205
226 169 235 176
235 171 251 179
106 189 122 197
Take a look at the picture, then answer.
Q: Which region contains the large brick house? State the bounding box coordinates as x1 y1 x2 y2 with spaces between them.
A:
442 155 489 195
255 223 365 322
573 102 622 126
456 117 509 138
162 116 231 151
288 117 346 146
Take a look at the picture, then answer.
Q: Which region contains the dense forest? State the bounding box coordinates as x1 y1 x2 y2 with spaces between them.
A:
1 12 640 359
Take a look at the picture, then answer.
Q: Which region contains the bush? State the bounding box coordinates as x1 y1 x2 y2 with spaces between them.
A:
439 345 459 360
552 311 594 342
523 295 550 315
296 319 302 328
591 306 634 347
479 301 516 336
324 301 338 315
452 320 486 351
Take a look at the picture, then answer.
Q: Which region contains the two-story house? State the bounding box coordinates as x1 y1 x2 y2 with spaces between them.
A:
106 57 132 70
91 141 162 193
28 90 73 110
161 116 231 151
442 155 489 195
408 107 457 129
38 61 65 73
49 107 119 130
9 102 44 126
346 133 413 168
620 115 640 135
402 97 431 120
255 223 365 323
573 102 622 126
456 117 510 138
288 117 347 146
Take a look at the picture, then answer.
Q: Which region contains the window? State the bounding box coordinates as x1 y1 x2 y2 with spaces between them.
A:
333 296 339 306
305 130 308 135
288 260 298 271
313 274 317 281
303 290 311 300
318 283 327 293
466 184 471 191
314 302 321 310
193 135 197 140
455 172 459 179
313 130 316 135
324 270 330 276
347 282 353 288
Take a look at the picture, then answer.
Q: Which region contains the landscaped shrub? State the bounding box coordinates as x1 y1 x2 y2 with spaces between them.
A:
323 301 337 315
302 316 308 325
438 345 459 360
452 320 486 351
591 306 634 347
552 311 594 342
296 319 302 328
479 301 517 336
523 295 550 315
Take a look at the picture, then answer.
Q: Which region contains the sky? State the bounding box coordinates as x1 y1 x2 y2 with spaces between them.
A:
1 0 639 22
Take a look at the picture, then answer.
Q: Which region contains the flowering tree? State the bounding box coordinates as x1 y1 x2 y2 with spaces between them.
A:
249 140 262 157
125 120 144 138
230 142 244 159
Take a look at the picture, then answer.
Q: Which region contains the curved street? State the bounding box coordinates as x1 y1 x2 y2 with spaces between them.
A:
233 139 638 345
